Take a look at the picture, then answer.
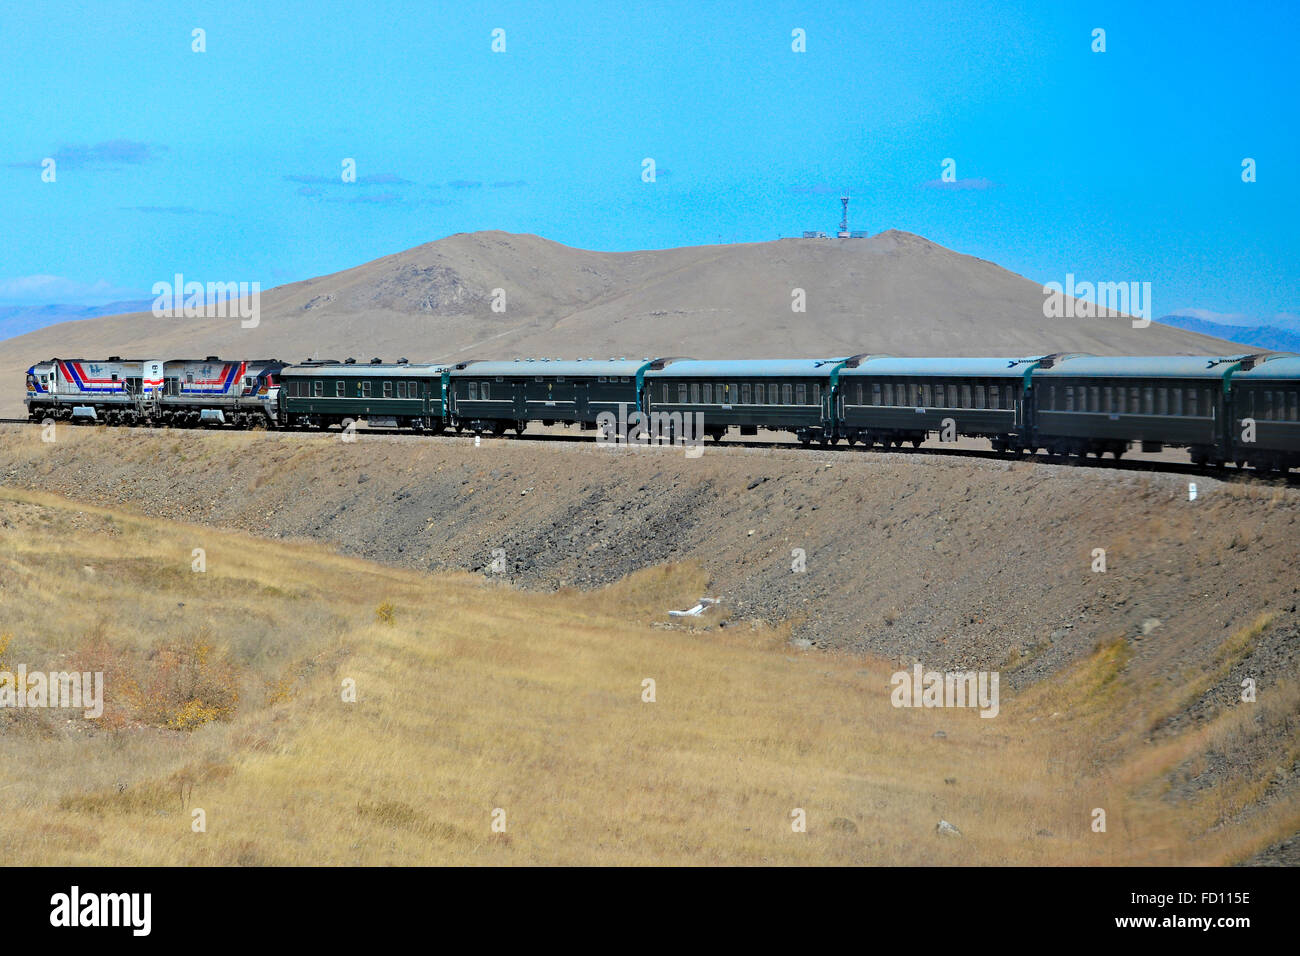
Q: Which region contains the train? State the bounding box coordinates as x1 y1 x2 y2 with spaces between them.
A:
23 350 1300 472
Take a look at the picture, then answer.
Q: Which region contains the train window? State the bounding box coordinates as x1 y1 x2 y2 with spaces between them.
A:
410 382 418 396
397 382 406 399
556 376 565 383
1290 391 1298 422
867 383 877 406
1141 387 1153 415
755 384 765 404
959 384 971 408
1263 391 1274 420
362 382 372 398
974 385 986 409
854 384 862 405
741 384 750 404
1186 388 1198 417
796 384 806 405
782 384 793 405
1103 386 1113 412
718 383 727 402
1006 386 1015 409
663 385 670 403
383 381 392 398
678 384 688 403
1064 386 1075 412
702 383 712 403
314 380 324 397
536 376 544 383
1128 387 1140 414
482 383 490 400
690 383 700 403
496 376 504 383
598 376 607 383
334 381 343 397
1156 387 1167 416
1088 386 1099 413
620 377 630 383
883 383 893 406
468 382 478 399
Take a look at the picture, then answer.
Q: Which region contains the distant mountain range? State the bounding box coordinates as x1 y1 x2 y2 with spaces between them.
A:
0 300 153 340
1154 315 1300 354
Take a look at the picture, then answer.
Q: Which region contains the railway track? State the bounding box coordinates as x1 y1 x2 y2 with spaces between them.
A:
4 414 1297 488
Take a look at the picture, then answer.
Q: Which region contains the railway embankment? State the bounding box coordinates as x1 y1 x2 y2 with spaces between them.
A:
1 424 1295 678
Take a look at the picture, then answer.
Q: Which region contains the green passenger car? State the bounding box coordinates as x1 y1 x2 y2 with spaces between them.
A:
278 359 448 430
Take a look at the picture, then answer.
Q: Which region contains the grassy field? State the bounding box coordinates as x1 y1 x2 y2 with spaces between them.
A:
0 486 1294 865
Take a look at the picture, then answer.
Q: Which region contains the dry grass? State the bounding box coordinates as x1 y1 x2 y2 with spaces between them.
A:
0 486 1294 865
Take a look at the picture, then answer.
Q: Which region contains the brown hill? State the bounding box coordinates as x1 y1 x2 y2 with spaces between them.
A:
0 229 1243 416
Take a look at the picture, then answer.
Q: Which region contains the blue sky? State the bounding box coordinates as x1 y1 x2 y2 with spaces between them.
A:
1 0 1296 324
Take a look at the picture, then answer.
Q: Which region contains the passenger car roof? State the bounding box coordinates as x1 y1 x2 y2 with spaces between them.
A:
1033 355 1251 379
453 359 652 377
645 358 847 378
840 356 1045 377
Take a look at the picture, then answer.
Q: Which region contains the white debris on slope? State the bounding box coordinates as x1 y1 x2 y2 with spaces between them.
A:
668 597 721 618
